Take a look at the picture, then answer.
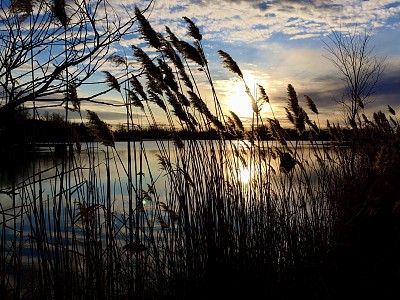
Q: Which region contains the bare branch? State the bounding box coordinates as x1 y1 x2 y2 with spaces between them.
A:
0 0 153 119
323 26 386 127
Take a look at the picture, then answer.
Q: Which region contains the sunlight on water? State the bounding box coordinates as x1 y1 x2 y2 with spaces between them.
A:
238 164 251 184
231 139 257 185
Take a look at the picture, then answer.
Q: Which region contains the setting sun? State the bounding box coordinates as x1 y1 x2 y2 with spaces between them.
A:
221 70 272 120
225 79 254 117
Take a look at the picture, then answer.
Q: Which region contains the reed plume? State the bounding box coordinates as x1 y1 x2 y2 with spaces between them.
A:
226 115 236 133
156 154 172 171
388 105 396 116
287 84 306 134
279 152 296 174
10 0 32 20
163 28 194 90
158 59 179 93
187 90 207 115
183 16 202 41
245 84 259 114
52 0 68 26
218 50 243 78
86 110 115 147
285 107 295 125
148 91 167 111
356 95 364 109
327 120 343 141
170 133 184 149
165 26 183 52
230 111 244 132
126 89 144 110
66 83 80 112
268 118 287 146
177 92 190 107
362 114 374 126
165 89 191 125
178 40 205 67
194 40 206 64
108 55 127 67
132 45 163 85
306 118 320 134
103 71 121 93
257 83 270 103
304 95 318 114
210 115 224 131
187 90 222 129
188 111 199 127
129 75 147 101
177 67 194 91
373 111 391 132
389 115 397 127
134 6 162 49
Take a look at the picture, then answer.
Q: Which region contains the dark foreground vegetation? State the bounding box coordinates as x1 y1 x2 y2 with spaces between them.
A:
1 1 399 299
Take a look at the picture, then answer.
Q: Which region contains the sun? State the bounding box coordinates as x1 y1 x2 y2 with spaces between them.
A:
225 79 255 118
221 70 272 120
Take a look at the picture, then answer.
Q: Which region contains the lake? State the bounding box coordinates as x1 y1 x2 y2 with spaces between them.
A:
0 139 336 298
0 139 334 231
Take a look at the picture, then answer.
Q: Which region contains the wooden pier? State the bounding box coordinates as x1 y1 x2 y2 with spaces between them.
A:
27 142 74 155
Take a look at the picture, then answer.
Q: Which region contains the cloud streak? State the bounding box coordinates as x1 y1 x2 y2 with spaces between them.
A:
97 0 400 124
133 0 400 43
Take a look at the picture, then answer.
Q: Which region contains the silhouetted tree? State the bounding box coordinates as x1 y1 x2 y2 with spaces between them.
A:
324 27 386 128
0 0 152 120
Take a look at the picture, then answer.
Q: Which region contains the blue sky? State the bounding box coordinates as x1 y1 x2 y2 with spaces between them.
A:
80 0 400 127
9 0 397 127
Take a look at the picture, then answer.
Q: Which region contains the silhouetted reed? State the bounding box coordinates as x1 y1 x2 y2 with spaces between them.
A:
2 10 400 300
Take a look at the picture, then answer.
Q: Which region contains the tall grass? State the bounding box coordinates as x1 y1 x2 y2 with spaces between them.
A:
1 9 400 299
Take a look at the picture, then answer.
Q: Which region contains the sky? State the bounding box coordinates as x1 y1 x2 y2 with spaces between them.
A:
5 0 400 128
83 0 400 128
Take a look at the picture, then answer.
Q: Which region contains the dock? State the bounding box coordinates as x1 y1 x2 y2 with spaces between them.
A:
27 142 75 155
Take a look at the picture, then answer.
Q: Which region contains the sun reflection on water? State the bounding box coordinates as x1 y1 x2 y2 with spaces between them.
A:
231 139 256 185
238 164 251 184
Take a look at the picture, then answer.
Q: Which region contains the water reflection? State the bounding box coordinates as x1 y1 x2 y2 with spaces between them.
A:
0 140 332 201
0 138 339 299
238 164 251 184
0 140 334 243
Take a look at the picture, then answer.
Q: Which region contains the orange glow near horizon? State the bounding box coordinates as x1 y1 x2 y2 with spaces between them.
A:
221 71 274 121
225 79 254 118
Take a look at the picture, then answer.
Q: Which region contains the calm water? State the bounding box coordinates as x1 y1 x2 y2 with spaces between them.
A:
0 140 332 258
0 140 332 208
1 141 162 206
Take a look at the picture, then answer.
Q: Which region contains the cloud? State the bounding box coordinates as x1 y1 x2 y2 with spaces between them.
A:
368 61 400 111
74 0 400 126
130 0 400 43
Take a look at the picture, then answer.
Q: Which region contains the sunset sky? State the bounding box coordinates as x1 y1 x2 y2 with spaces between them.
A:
80 0 399 127
21 0 400 127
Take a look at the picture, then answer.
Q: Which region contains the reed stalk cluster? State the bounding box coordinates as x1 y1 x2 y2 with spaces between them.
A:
1 7 400 299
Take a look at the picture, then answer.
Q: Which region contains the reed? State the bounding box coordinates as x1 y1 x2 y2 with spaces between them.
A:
1 10 400 300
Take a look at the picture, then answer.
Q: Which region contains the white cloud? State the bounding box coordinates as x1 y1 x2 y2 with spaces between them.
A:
121 0 400 43
76 0 400 125
5 0 395 125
